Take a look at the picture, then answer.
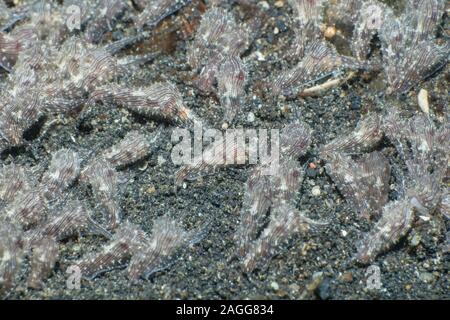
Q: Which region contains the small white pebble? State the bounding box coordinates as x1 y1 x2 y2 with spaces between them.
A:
273 27 280 35
258 1 270 10
341 230 348 237
182 182 187 189
255 51 266 61
274 1 284 8
418 89 429 114
312 186 321 196
247 112 255 122
270 281 279 290
157 155 166 165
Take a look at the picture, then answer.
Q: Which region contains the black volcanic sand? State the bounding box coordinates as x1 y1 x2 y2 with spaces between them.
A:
1 0 449 299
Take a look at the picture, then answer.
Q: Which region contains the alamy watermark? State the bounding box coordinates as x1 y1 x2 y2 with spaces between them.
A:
65 5 81 31
170 122 281 175
365 265 382 290
66 265 81 290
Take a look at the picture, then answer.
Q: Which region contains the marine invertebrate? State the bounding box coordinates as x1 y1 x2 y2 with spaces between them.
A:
320 112 449 264
0 30 159 154
286 0 325 59
332 0 448 94
0 0 185 155
319 114 389 220
187 5 258 123
174 127 255 186
217 55 247 123
134 0 192 30
89 82 200 125
234 121 326 272
321 151 390 220
0 26 37 71
1 0 130 50
0 221 23 294
90 130 153 169
0 163 31 203
0 129 155 293
0 1 11 28
271 40 365 97
319 113 384 156
0 149 87 292
0 0 206 295
74 221 148 279
326 0 362 27
271 0 378 97
242 202 318 273
23 200 112 289
378 0 448 94
75 215 208 280
84 0 129 44
81 130 154 229
1 1 48 33
350 0 387 61
4 149 81 228
0 0 448 300
0 37 114 152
